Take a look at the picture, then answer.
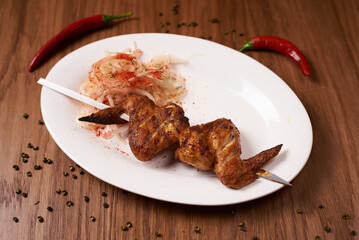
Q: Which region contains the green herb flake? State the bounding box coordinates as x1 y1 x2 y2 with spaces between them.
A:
155 231 162 237
16 189 22 195
66 201 73 207
56 189 61 194
22 192 28 198
211 18 219 23
191 22 198 27
297 209 303 214
121 225 128 231
27 143 33 148
62 190 68 196
13 165 19 171
315 237 320 240
38 120 44 125
47 206 53 212
126 222 133 228
69 166 75 172
63 172 69 177
194 226 200 233
32 146 39 150
21 153 29 159
23 113 29 119
90 216 96 222
84 196 90 202
22 158 28 163
158 12 163 16
26 171 32 177
103 203 109 208
13 217 19 223
72 174 77 179
342 213 350 220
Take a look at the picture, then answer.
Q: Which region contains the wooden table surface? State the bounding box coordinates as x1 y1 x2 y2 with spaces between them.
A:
1 0 358 239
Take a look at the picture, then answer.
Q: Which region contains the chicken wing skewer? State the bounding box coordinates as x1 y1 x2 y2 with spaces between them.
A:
175 118 283 189
79 94 189 161
79 94 286 189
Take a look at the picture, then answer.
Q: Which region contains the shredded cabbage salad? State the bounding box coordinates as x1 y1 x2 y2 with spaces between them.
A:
78 48 188 140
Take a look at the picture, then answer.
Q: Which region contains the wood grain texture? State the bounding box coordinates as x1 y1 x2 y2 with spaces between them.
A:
1 0 358 239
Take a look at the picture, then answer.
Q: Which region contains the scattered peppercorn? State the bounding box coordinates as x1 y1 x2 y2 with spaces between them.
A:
297 209 303 214
72 174 77 179
23 113 29 119
66 201 74 207
194 226 200 233
238 222 247 232
172 4 179 14
62 190 68 196
90 216 96 222
103 203 109 208
324 226 331 233
26 171 32 177
84 196 90 202
69 166 75 172
101 192 107 197
13 217 19 223
13 165 19 171
37 216 44 222
63 172 69 176
47 159 53 164
155 231 161 237
43 158 48 163
38 120 44 125
121 225 128 231
16 189 22 194
28 143 33 148
319 205 324 209
80 171 85 175
33 146 39 150
21 153 29 158
47 206 53 212
22 158 28 163
34 165 42 170
351 231 356 236
56 189 61 194
126 222 133 228
342 213 350 220
22 192 28 198
191 22 198 27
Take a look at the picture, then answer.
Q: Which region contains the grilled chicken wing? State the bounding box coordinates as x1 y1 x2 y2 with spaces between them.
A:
78 94 189 161
175 118 282 189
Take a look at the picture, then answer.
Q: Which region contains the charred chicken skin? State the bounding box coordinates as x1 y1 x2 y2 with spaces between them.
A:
78 94 189 161
175 118 282 189
79 94 282 189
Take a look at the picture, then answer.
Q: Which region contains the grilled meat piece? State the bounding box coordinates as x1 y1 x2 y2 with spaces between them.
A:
79 94 189 161
175 118 282 189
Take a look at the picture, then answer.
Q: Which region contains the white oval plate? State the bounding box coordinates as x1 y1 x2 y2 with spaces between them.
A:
41 33 313 206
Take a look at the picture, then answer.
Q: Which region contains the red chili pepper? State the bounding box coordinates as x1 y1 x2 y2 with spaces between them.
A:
240 36 310 76
28 13 133 72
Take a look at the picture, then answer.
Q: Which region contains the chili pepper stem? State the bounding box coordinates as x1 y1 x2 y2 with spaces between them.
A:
102 13 133 25
239 40 253 52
